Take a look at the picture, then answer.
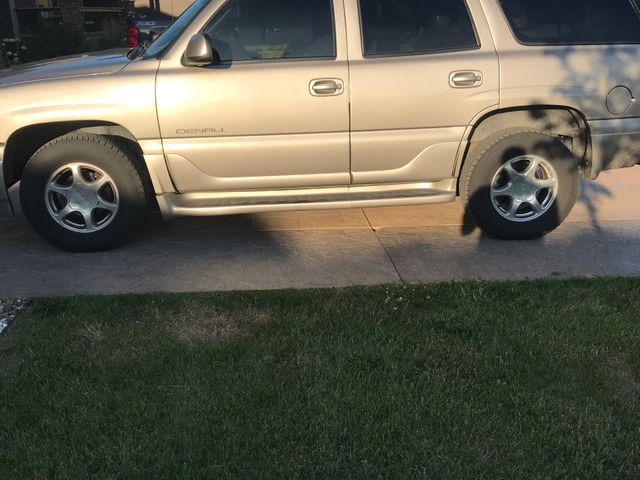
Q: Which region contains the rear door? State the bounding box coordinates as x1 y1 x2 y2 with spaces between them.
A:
344 0 499 184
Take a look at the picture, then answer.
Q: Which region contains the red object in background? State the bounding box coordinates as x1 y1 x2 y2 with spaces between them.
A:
127 26 140 48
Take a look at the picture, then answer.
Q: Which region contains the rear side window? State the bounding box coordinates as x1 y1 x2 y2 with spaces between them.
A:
499 0 640 45
359 0 478 57
204 0 335 62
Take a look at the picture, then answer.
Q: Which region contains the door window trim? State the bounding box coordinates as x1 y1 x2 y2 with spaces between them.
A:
356 0 481 59
201 0 339 65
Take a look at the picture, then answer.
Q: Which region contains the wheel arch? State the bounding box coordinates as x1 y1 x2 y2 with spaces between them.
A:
2 121 156 201
454 106 592 192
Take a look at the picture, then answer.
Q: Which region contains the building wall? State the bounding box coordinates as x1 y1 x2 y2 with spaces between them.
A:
134 0 193 18
7 1 131 37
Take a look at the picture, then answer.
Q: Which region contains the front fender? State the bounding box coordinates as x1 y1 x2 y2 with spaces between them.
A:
0 59 160 145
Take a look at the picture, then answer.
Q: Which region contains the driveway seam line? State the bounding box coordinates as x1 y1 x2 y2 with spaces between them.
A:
361 209 405 284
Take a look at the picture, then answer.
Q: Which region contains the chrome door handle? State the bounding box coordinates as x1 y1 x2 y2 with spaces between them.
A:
310 79 344 96
450 71 483 88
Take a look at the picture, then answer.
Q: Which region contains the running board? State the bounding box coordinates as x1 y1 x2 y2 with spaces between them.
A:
158 179 457 218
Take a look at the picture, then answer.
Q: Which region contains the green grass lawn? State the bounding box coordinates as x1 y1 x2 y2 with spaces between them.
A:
1 279 640 479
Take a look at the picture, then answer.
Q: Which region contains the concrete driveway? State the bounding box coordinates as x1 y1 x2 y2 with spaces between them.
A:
1 167 639 297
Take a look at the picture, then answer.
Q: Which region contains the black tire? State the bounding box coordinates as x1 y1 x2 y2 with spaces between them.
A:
20 133 147 252
460 129 580 240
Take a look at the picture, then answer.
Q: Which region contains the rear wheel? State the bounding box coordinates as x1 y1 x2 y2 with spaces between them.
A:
20 133 147 251
461 130 580 240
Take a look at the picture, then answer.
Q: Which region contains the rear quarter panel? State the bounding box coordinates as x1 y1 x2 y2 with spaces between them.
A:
479 0 640 175
480 0 640 120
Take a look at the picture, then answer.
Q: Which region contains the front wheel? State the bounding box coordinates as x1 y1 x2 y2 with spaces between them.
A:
20 133 148 252
461 130 580 240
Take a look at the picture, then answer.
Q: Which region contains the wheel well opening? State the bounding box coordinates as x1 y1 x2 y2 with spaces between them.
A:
455 106 591 193
4 122 113 188
3 122 156 207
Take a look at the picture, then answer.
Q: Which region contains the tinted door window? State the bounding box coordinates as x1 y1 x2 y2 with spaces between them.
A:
359 0 478 57
204 0 335 62
499 0 640 45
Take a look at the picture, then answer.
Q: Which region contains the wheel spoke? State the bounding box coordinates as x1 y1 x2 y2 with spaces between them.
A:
534 177 556 190
522 157 540 178
528 198 543 216
69 164 88 186
48 182 72 198
96 196 117 213
502 162 521 179
53 204 74 219
88 176 110 193
504 198 523 219
81 210 96 232
492 182 512 195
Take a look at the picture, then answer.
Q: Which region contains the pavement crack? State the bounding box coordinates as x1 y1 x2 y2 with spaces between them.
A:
362 209 405 284
592 225 608 275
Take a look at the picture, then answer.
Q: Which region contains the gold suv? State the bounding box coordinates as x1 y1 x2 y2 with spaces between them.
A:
1 0 640 251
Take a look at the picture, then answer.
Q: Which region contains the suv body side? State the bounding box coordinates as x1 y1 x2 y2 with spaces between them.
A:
1 0 640 222
137 0 640 205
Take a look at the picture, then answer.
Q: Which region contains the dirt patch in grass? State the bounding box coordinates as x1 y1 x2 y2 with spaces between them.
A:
78 322 105 346
168 305 269 344
619 368 640 399
603 353 640 402
612 358 640 401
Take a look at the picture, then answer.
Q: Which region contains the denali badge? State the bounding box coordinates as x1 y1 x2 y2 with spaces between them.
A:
176 128 224 136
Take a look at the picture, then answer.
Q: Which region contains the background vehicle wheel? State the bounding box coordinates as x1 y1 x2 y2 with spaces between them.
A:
461 129 580 240
20 133 148 252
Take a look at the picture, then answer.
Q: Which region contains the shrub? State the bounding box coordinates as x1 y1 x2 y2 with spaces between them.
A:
88 31 127 51
1 38 28 66
1 24 126 67
22 24 86 62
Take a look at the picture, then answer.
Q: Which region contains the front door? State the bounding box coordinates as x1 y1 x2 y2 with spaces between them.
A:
156 0 350 193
